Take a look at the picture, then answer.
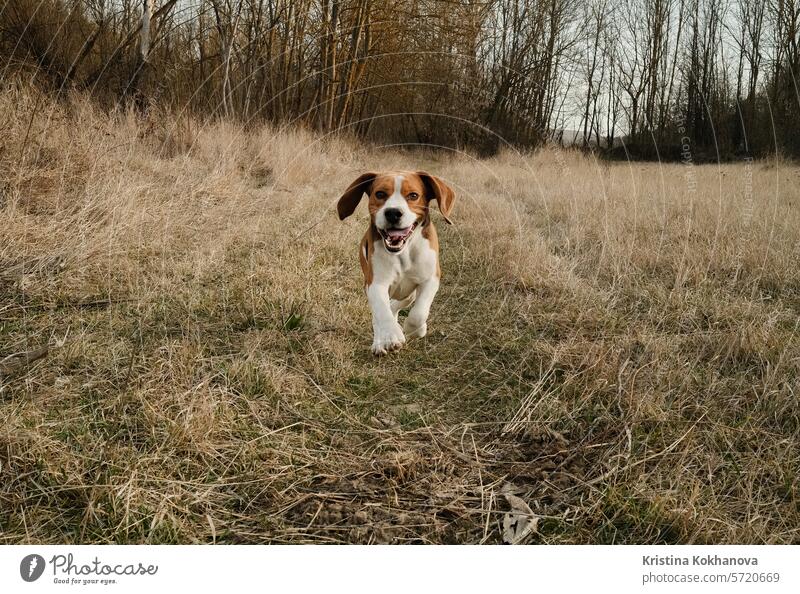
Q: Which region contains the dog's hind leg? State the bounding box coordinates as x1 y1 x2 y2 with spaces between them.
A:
390 290 417 320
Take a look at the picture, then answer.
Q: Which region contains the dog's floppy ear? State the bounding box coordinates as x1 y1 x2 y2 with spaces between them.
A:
337 172 378 220
417 172 455 224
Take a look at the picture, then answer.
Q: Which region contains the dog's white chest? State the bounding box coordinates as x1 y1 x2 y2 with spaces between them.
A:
372 232 437 297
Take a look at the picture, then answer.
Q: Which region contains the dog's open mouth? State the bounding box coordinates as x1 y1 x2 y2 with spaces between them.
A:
379 223 417 252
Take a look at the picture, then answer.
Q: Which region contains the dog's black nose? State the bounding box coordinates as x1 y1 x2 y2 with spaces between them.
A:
384 208 402 224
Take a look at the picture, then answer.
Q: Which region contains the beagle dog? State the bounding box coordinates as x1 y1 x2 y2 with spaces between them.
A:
337 171 456 355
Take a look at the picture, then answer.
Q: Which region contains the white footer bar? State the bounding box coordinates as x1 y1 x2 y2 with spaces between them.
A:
1 545 797 593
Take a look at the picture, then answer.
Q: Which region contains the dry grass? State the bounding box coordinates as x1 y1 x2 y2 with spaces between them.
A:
1 84 798 544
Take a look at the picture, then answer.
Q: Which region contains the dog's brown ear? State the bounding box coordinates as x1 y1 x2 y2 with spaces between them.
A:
337 172 378 220
417 172 455 224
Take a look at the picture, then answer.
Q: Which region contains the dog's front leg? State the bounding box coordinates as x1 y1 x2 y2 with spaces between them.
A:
403 277 440 339
367 284 406 355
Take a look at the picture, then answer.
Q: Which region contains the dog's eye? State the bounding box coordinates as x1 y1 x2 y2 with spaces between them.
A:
407 192 419 200
375 191 388 199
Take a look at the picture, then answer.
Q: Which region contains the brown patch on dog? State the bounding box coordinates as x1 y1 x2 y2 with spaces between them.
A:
416 171 455 224
401 174 428 219
358 227 381 287
337 172 378 220
421 222 441 278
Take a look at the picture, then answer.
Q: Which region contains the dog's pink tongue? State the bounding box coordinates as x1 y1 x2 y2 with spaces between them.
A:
387 227 410 238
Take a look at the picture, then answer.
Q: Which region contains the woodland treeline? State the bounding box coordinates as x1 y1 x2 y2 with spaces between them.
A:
2 0 799 158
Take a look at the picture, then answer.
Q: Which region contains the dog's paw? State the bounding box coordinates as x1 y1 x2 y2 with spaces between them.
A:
372 322 406 356
403 316 427 339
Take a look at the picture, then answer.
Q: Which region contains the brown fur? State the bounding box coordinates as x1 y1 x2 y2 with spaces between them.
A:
421 221 441 278
358 227 379 286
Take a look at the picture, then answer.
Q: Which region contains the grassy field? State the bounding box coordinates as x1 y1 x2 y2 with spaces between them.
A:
1 86 798 544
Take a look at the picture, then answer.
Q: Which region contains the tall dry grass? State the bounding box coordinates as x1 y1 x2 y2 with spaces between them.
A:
1 84 798 543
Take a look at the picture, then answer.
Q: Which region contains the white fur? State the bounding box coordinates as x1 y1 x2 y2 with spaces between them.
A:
368 223 439 355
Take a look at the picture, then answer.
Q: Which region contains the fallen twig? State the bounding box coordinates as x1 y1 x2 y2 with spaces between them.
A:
0 345 51 376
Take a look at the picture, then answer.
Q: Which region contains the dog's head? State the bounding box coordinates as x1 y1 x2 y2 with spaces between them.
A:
337 171 455 253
